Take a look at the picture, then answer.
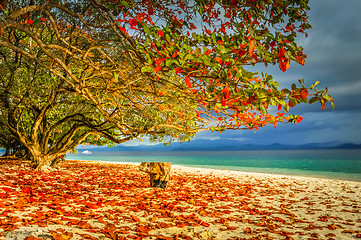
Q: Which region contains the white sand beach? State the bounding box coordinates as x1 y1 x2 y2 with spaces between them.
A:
0 159 360 240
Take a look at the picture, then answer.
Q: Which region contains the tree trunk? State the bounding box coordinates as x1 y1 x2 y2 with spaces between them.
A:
50 155 64 168
31 153 56 170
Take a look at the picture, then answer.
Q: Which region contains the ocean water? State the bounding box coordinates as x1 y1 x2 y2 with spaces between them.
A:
67 149 361 182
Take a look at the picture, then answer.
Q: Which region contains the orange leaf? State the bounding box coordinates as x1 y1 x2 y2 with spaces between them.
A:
205 49 212 56
24 237 42 240
244 227 253 234
51 233 71 240
131 215 140 222
248 39 255 56
172 49 179 58
214 57 223 65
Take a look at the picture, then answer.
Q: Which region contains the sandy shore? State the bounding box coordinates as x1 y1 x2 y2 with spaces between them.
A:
0 158 361 240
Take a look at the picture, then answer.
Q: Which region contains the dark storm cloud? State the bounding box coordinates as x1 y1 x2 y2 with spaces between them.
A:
195 0 361 145
301 0 361 112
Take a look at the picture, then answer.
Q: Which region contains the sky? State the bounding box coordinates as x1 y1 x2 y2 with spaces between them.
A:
123 0 361 147
194 0 361 145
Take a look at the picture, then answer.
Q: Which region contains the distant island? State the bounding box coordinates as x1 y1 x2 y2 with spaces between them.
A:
76 140 361 152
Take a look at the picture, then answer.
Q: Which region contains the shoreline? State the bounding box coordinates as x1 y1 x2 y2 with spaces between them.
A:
1 159 361 239
71 158 361 183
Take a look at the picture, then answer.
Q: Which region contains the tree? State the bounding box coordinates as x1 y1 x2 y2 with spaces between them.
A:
0 35 126 169
0 0 333 168
0 118 24 157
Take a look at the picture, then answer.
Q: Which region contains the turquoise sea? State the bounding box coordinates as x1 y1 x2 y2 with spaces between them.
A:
67 149 361 182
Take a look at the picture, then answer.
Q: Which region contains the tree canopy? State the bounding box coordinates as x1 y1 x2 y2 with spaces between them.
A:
0 0 333 169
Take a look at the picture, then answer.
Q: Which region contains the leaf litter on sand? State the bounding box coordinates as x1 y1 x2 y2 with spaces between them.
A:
0 158 361 239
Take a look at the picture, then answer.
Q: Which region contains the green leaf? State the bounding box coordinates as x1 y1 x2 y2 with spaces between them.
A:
310 81 320 89
195 47 202 56
298 79 305 86
266 74 273 81
308 97 318 104
141 66 153 73
282 89 291 95
165 59 174 67
284 104 289 112
143 23 150 35
269 81 279 86
291 83 296 90
120 1 130 8
219 45 227 54
323 95 333 102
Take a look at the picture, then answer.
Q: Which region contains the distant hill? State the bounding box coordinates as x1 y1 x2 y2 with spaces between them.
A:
2 140 360 155
80 139 361 152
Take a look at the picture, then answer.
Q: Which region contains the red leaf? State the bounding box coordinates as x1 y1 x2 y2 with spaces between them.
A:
295 55 305 65
300 88 309 99
118 26 127 34
204 49 212 56
185 76 192 88
221 98 226 107
128 19 137 27
154 57 168 66
2 187 11 192
157 30 164 37
201 221 210 227
154 66 162 72
26 20 34 25
222 87 230 99
278 47 286 58
205 28 211 35
246 96 255 105
279 58 290 72
40 17 47 22
288 100 295 108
